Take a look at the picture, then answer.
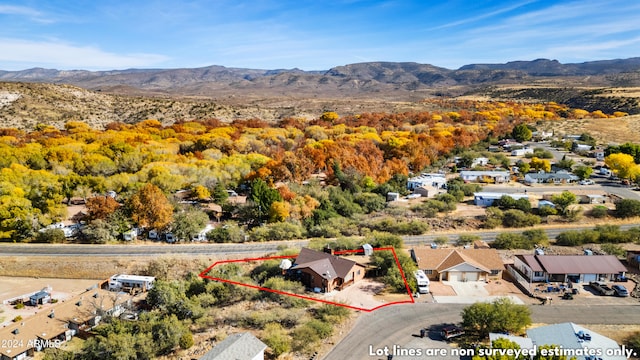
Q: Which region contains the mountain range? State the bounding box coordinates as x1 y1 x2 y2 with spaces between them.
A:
2 58 640 97
1 58 639 130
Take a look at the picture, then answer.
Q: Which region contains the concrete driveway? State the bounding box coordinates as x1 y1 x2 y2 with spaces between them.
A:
433 281 525 304
324 278 413 310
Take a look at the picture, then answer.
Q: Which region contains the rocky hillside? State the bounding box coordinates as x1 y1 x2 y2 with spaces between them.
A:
1 58 639 129
1 58 640 97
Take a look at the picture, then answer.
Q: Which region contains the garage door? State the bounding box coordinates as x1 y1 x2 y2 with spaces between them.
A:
583 274 597 282
465 272 479 282
448 273 459 282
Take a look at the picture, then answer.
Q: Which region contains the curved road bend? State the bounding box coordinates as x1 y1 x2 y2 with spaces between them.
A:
1 223 639 257
323 303 640 360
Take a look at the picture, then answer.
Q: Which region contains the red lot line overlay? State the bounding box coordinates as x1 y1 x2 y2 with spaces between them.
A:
199 247 414 312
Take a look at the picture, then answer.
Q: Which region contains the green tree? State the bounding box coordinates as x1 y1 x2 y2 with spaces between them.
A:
250 179 282 222
211 182 229 204
462 297 531 339
151 314 188 355
80 219 116 244
171 207 209 241
555 156 575 171
551 191 577 216
572 165 593 180
457 234 481 246
512 124 532 142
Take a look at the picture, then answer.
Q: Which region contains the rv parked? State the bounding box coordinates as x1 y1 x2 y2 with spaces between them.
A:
414 270 430 294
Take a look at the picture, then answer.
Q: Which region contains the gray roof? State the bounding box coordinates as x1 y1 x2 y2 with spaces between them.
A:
200 333 267 360
527 323 625 360
526 172 579 181
534 255 626 274
460 170 510 176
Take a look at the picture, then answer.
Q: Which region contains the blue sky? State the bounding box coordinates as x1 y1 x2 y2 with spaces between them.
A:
1 0 639 71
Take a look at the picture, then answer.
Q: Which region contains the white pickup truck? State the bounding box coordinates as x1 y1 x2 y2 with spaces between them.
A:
414 270 430 294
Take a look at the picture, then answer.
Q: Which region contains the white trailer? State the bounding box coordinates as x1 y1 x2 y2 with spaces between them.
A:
414 270 430 294
108 274 155 292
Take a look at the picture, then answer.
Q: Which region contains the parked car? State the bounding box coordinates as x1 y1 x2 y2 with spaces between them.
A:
577 330 592 341
612 284 629 297
589 281 614 296
579 179 595 185
440 325 465 341
615 275 628 282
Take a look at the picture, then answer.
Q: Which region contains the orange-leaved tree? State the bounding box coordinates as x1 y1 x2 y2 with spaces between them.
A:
129 183 174 230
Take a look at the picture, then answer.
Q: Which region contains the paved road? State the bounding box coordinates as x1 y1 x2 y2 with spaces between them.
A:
322 303 640 360
2 223 639 257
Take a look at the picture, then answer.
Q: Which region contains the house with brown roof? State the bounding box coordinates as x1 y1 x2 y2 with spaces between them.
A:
410 247 504 282
0 287 131 360
289 248 366 292
514 254 627 283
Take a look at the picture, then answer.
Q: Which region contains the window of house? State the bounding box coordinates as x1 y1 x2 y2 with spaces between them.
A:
490 270 500 275
425 270 433 275
534 271 544 277
357 269 361 275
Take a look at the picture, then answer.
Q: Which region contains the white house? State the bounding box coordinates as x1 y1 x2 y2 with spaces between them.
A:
473 192 529 207
407 173 447 191
524 172 579 184
511 148 534 156
192 224 215 242
460 170 510 184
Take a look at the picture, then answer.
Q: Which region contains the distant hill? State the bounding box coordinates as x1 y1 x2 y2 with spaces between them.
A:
1 58 639 129
1 58 640 96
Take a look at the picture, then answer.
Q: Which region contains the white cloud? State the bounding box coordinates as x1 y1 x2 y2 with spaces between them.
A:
0 38 170 70
429 0 536 30
0 5 54 23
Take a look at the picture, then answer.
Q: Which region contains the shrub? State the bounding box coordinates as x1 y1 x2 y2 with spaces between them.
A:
179 332 194 349
315 304 350 322
249 221 306 241
457 234 481 246
501 209 540 228
263 323 291 357
207 223 246 243
616 199 640 218
13 315 22 322
601 243 626 257
625 332 640 358
537 205 557 217
590 205 609 218
492 233 526 250
483 207 504 229
14 302 24 310
34 229 66 244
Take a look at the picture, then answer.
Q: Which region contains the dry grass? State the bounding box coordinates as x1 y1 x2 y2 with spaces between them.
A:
0 254 217 280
